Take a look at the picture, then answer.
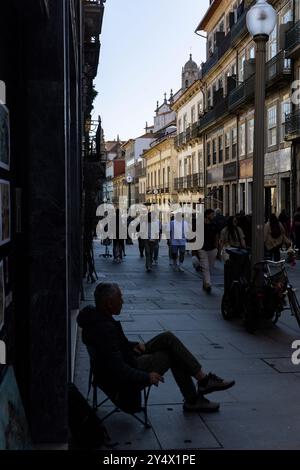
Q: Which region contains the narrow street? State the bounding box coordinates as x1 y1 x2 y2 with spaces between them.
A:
75 241 300 450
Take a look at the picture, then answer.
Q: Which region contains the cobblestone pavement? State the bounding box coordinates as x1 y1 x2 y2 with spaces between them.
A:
74 240 300 450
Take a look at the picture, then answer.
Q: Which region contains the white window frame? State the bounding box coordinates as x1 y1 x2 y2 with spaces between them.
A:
281 99 292 142
248 118 254 154
268 24 278 60
268 105 278 147
239 123 246 157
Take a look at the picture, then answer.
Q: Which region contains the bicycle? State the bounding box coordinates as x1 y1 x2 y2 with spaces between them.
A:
244 259 300 332
221 248 300 333
221 247 251 321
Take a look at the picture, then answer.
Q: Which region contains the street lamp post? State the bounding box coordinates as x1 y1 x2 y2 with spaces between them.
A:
246 0 277 270
126 174 133 210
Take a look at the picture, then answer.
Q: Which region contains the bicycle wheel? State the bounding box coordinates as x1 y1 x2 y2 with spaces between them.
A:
272 310 281 326
288 288 300 328
221 293 235 320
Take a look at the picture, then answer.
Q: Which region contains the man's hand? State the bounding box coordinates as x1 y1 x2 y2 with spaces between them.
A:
149 372 164 386
133 342 146 355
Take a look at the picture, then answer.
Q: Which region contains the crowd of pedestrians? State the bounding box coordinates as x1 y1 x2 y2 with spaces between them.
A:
100 206 299 294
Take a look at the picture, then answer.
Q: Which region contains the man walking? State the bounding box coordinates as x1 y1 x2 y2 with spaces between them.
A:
199 209 219 293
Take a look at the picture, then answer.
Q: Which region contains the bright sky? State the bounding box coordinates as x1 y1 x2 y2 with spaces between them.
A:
94 0 209 142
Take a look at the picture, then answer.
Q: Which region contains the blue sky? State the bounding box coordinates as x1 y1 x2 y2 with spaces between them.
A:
94 0 209 141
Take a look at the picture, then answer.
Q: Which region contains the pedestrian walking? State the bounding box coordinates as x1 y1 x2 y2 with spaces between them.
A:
170 212 189 272
199 209 219 293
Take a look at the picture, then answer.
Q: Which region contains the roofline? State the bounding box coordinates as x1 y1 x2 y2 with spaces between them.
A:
171 80 202 111
195 0 222 32
142 133 176 158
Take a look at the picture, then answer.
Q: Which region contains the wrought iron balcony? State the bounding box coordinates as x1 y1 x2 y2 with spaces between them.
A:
202 32 231 78
266 50 292 88
174 178 183 191
285 109 300 141
191 122 200 139
230 9 247 46
199 96 229 132
286 20 300 59
228 74 255 112
174 174 204 191
175 132 186 148
84 0 105 37
192 173 204 189
185 126 191 143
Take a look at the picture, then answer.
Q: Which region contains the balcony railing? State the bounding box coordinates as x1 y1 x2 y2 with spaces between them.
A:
185 126 191 142
286 20 300 57
228 73 255 111
202 32 231 77
266 50 292 87
201 3 251 78
230 9 247 45
175 132 186 147
199 96 229 132
285 109 300 141
191 122 200 139
84 0 105 38
174 174 204 191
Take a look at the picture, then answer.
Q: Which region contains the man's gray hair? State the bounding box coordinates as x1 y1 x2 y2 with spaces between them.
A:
94 282 120 307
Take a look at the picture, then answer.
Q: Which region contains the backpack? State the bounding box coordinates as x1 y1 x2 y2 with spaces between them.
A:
68 383 110 449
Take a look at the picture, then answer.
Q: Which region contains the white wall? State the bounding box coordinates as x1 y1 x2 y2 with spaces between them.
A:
135 137 155 160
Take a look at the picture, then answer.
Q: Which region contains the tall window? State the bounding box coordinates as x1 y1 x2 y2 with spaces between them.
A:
219 136 223 163
158 169 161 187
240 183 246 212
192 152 196 174
197 101 203 118
268 105 277 147
178 118 182 134
268 24 277 60
238 52 246 82
207 88 212 108
249 45 255 59
232 128 237 159
239 123 246 158
232 184 237 215
225 131 230 161
167 166 170 187
248 118 254 154
191 106 196 124
280 2 293 24
183 114 187 132
198 150 203 173
281 99 292 142
207 141 211 167
213 139 217 165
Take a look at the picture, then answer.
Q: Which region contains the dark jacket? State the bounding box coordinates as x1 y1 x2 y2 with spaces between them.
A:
77 306 150 412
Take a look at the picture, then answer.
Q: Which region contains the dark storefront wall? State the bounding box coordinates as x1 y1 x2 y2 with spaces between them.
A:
0 0 82 445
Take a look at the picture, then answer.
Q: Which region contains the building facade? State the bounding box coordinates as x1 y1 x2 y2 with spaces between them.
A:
196 0 295 217
173 79 205 205
0 0 105 446
285 1 300 210
143 133 178 205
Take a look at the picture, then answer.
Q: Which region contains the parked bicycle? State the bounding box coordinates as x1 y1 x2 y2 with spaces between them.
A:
221 248 300 333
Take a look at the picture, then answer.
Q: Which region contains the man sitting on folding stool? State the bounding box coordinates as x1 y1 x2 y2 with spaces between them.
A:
77 283 235 417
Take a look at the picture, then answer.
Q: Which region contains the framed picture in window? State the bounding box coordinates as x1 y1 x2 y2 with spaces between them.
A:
0 180 10 246
0 104 10 171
